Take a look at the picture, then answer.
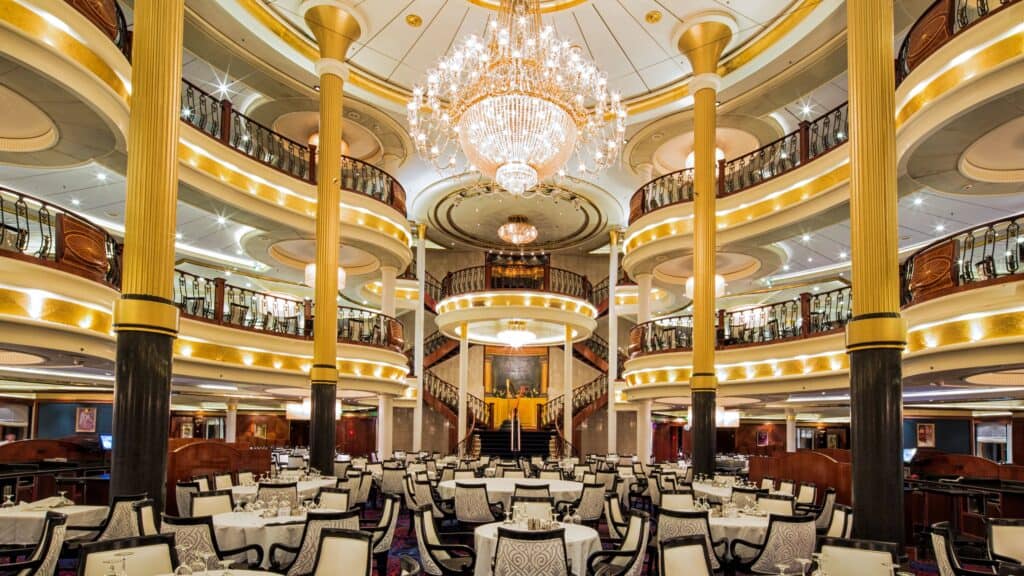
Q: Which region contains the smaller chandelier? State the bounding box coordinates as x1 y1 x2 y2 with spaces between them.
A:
304 263 347 291
497 319 536 348
497 215 538 246
685 275 726 300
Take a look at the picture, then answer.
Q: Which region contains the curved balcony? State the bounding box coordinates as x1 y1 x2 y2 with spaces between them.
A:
179 79 406 216
440 265 595 305
628 103 848 225
172 270 404 353
628 212 1023 360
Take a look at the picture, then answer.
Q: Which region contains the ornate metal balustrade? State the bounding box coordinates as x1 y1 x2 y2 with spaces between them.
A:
440 265 592 303
537 375 608 428
422 370 488 425
722 132 801 195
0 187 120 287
628 168 695 224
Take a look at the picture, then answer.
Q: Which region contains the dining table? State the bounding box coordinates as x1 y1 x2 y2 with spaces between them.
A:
692 481 733 503
708 514 769 561
473 521 601 576
438 478 582 509
230 478 337 503
158 571 278 576
0 496 108 545
212 510 332 568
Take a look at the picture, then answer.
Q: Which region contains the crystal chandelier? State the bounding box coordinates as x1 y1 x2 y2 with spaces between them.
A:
408 0 626 195
497 215 539 245
497 319 536 348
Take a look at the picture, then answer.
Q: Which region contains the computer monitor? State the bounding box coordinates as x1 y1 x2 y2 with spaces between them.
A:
99 434 113 451
902 448 917 464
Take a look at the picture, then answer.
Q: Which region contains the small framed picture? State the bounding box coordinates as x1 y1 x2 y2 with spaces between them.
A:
181 422 193 438
75 407 97 433
917 423 936 448
756 430 770 447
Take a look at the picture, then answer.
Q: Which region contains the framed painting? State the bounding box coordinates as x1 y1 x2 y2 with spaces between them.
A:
756 430 770 447
484 347 548 397
75 406 97 433
917 423 936 448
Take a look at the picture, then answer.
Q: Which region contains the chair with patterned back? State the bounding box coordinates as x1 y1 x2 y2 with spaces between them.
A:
930 521 1003 576
333 461 351 479
161 514 263 569
454 482 502 525
364 494 402 576
0 511 67 576
556 483 605 526
310 528 373 576
131 499 160 536
190 490 235 518
381 466 406 497
453 470 475 480
660 489 695 512
656 508 726 572
815 488 837 533
351 471 373 509
816 537 900 576
237 471 255 485
258 481 299 508
585 509 650 576
414 478 454 522
731 514 817 574
412 505 475 576
539 470 562 481
493 527 569 576
213 473 234 491
68 493 147 543
502 469 527 479
513 483 551 499
595 471 619 495
317 487 350 511
269 510 361 576
756 493 795 517
175 481 200 517
659 535 715 576
78 533 178 576
732 486 761 509
510 496 555 520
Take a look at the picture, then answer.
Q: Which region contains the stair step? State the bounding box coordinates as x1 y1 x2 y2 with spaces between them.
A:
475 430 554 459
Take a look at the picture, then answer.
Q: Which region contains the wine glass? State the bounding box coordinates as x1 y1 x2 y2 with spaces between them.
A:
1 494 14 508
199 551 216 575
173 564 193 576
114 551 133 576
102 559 120 576
218 559 234 576
775 562 790 575
57 491 69 506
796 557 812 575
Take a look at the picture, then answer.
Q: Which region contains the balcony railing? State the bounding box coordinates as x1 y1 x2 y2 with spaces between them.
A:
592 270 634 308
628 102 850 224
897 0 1020 84
0 187 120 288
537 375 608 428
422 370 489 425
628 285 853 357
903 214 1022 305
440 265 594 303
172 269 404 351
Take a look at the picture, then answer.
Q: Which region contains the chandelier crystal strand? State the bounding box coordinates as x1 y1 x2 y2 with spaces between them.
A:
497 319 536 348
408 0 626 195
497 215 538 245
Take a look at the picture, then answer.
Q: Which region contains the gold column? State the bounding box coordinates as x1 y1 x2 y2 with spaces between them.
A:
109 0 185 510
303 0 362 473
845 0 906 544
677 13 734 475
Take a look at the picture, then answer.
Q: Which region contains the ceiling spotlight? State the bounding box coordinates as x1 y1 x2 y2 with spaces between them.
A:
216 216 227 225
913 197 923 206
839 251 847 259
801 233 810 242
935 224 945 232
807 257 813 262
782 264 790 271
175 232 183 240
71 198 81 206
96 172 107 181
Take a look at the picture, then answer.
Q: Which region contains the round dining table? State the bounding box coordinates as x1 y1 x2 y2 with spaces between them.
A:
212 510 341 568
438 478 582 509
473 521 600 576
692 482 733 503
230 478 337 503
0 496 108 545
158 571 277 576
708 514 769 560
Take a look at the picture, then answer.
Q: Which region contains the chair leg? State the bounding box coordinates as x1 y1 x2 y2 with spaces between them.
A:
375 551 389 576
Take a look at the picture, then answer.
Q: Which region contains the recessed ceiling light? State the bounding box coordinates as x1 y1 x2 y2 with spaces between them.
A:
913 197 923 206
807 257 813 262
175 232 183 240
71 198 80 206
96 173 107 181
813 286 819 292
935 224 945 232
217 216 227 225
801 233 810 242
782 265 790 271
839 251 847 259
199 384 237 391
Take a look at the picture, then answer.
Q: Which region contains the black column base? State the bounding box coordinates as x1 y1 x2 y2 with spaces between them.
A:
691 389 716 477
850 347 903 544
309 384 337 473
111 330 172 511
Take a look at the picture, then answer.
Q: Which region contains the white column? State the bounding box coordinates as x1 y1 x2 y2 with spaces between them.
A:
377 395 393 460
636 162 655 182
607 231 619 454
563 327 574 456
638 399 652 463
413 225 426 452
380 266 397 317
786 409 797 452
457 323 469 456
637 273 653 324
225 402 237 443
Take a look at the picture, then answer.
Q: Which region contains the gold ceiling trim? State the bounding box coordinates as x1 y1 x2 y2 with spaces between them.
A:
463 0 590 14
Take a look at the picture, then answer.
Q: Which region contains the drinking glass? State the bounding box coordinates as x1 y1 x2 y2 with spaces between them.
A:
796 557 812 575
218 559 234 576
775 562 790 576
102 559 120 576
1 494 14 508
57 491 70 506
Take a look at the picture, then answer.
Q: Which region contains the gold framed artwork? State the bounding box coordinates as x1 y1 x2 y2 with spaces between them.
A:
75 407 97 433
483 346 549 397
916 423 936 448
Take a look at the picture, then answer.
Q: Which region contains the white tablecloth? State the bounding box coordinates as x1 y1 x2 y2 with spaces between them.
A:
231 478 337 503
0 497 108 545
693 482 733 503
212 511 314 568
473 522 600 576
438 479 582 509
159 571 277 576
709 515 769 561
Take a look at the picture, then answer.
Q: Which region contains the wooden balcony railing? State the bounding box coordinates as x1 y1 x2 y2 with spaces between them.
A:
422 370 489 426
440 265 593 303
0 187 120 288
537 375 608 429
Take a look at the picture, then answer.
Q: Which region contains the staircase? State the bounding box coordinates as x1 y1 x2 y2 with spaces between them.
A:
409 331 459 372
421 370 491 440
476 429 554 459
537 375 609 433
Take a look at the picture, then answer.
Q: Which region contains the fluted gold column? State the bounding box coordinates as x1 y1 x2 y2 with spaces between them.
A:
109 0 184 511
677 13 734 476
303 0 361 474
845 0 907 544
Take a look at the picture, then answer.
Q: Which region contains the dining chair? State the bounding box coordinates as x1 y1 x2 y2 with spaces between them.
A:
237 471 255 485
731 514 817 574
555 483 605 526
364 494 402 576
131 499 159 536
493 527 569 576
160 514 264 568
269 510 361 576
660 489 695 512
310 528 373 576
258 481 299 508
175 481 200 517
77 533 177 576
756 493 795 516
513 483 551 499
585 510 650 576
414 478 455 522
931 521 1002 576
213 473 234 491
986 517 1024 564
794 481 818 512
412 504 475 576
732 486 761 509
317 487 350 511
826 504 852 538
759 476 775 491
192 476 210 492
815 488 838 533
67 493 147 543
656 508 726 572
659 535 715 576
777 479 795 496
510 495 555 520
190 490 235 518
0 510 66 576
454 482 503 525
816 537 900 576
